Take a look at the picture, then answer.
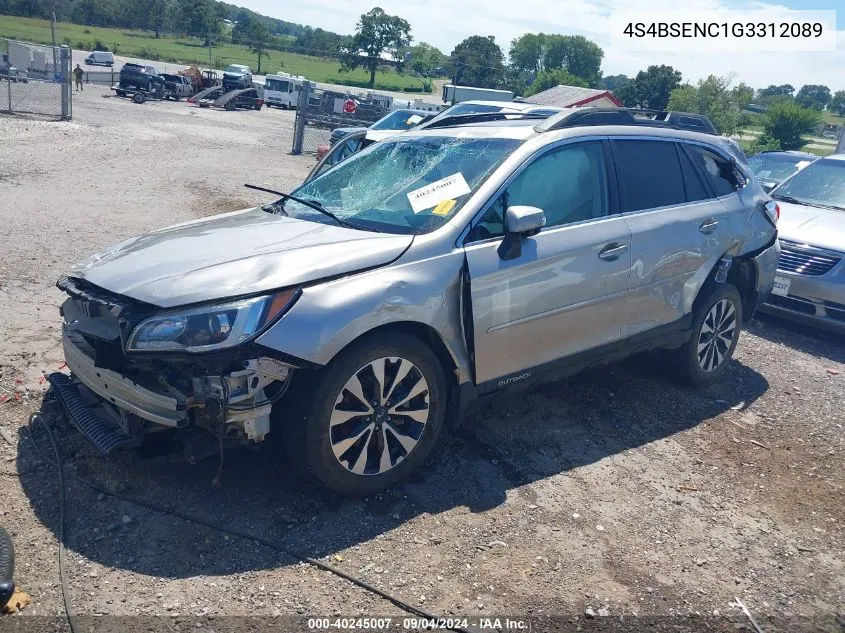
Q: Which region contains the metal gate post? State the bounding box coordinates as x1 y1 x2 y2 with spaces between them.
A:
5 40 10 114
291 80 310 155
60 45 71 120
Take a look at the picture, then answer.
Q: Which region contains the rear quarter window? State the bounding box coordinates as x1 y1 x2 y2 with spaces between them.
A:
684 145 743 197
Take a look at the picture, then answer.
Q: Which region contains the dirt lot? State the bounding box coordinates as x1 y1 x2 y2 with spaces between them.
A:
0 89 843 632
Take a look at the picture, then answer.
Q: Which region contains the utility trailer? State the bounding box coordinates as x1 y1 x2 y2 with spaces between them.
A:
198 87 263 111
111 84 170 104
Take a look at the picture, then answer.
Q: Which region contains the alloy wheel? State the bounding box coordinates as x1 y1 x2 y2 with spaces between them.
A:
329 357 430 476
697 298 737 372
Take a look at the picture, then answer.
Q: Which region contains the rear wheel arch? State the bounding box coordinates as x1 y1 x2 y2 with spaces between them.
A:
692 252 757 323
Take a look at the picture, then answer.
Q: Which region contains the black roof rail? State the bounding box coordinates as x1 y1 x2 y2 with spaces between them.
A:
535 107 718 135
420 111 550 130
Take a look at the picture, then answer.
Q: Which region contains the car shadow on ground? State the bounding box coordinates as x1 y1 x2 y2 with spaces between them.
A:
749 315 845 365
16 355 769 580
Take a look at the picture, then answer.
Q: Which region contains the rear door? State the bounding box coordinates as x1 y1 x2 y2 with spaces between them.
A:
612 138 745 337
464 140 632 387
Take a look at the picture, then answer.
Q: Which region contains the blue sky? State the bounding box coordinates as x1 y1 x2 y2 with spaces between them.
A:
239 0 844 91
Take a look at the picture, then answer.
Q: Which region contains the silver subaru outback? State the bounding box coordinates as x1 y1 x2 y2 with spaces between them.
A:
53 108 780 496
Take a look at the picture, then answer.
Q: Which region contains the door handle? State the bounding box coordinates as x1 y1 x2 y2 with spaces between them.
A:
598 243 628 261
699 219 719 234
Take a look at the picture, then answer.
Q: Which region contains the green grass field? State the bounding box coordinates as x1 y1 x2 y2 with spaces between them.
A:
0 14 431 92
821 110 845 127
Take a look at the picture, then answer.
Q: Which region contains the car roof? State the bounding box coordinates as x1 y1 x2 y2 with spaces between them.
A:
818 153 845 162
753 150 817 159
453 100 534 111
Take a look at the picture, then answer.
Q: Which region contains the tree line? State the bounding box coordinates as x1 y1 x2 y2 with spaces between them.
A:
3 0 842 143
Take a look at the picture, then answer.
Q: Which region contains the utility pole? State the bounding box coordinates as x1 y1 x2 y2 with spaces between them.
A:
207 30 212 68
51 10 58 73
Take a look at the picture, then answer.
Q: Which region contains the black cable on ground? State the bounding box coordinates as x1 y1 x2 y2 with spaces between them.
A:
32 412 76 633
27 410 470 633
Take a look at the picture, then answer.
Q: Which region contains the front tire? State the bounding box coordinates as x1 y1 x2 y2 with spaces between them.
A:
672 284 742 386
284 333 447 496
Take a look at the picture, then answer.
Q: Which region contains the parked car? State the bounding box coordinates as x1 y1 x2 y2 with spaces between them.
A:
421 100 564 127
197 87 263 111
0 65 28 83
118 63 164 96
84 51 114 67
760 153 845 331
328 108 432 148
747 150 818 192
160 74 193 100
311 129 398 179
51 107 779 496
222 64 252 90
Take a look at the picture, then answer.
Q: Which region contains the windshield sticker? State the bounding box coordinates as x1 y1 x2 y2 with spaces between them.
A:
407 173 471 213
406 114 424 125
794 160 811 170
432 199 457 216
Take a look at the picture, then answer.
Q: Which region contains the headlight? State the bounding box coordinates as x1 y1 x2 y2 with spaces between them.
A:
126 289 298 353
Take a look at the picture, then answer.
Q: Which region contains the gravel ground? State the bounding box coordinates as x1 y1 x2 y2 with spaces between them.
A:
0 90 843 632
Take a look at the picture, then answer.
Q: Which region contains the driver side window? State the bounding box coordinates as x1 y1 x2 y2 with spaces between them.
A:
467 141 608 242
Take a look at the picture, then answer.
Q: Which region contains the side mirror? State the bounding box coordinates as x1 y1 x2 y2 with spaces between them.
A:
505 205 546 235
498 206 546 261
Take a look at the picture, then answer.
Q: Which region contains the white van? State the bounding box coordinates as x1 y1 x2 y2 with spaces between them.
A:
264 72 305 109
84 51 114 67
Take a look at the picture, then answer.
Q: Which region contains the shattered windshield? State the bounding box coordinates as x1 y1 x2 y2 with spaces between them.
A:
286 135 522 234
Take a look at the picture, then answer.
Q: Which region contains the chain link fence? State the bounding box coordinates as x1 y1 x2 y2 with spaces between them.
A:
292 82 395 154
1 38 70 120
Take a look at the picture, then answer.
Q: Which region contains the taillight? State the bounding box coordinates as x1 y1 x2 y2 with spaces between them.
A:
763 200 779 225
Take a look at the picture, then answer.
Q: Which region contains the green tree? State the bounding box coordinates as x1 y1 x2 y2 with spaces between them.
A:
525 68 587 97
402 42 445 79
731 82 754 110
449 35 505 89
509 33 546 73
760 101 821 150
795 84 831 110
757 84 794 99
600 74 629 92
667 75 743 135
615 65 681 110
173 0 225 44
340 7 411 88
543 35 603 86
829 90 845 116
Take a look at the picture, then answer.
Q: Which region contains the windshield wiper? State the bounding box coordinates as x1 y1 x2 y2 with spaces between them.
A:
771 194 803 205
245 184 356 230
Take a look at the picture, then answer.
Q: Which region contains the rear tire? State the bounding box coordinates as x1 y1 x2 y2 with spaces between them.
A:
283 333 447 497
132 92 146 104
671 284 742 387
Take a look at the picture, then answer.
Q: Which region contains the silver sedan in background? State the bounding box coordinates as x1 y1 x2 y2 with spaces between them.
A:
762 153 845 332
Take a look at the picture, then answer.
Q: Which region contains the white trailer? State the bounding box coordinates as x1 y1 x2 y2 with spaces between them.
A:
442 85 514 104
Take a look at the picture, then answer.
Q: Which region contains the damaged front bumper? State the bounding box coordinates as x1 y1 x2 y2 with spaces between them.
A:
53 278 295 456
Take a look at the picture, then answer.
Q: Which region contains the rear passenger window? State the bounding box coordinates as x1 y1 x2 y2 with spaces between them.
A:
685 145 742 197
612 140 686 212
677 144 710 202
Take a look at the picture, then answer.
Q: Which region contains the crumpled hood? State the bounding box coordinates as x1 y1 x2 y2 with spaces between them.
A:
776 201 845 253
69 208 413 308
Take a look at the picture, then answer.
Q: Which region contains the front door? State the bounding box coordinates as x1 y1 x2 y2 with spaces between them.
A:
464 140 632 387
